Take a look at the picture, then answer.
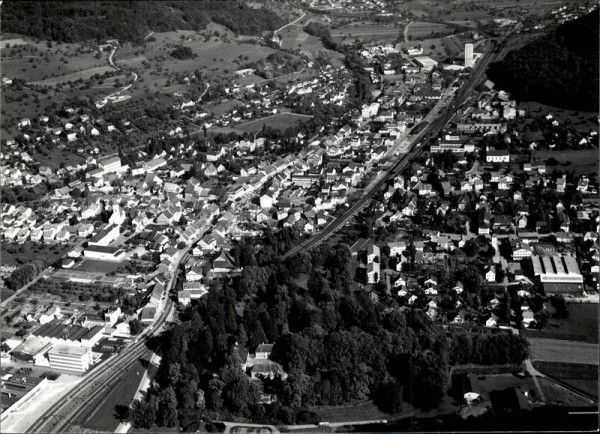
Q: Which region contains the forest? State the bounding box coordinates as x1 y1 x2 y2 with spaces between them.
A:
127 236 529 429
487 10 599 111
1 1 285 43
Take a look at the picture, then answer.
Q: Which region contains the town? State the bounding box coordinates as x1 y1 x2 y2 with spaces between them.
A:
0 1 598 433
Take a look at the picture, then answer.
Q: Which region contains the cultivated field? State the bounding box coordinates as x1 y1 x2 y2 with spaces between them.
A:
533 362 598 398
528 338 599 365
331 22 401 44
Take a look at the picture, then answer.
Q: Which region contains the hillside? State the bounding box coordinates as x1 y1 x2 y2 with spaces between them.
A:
0 1 285 43
487 10 599 111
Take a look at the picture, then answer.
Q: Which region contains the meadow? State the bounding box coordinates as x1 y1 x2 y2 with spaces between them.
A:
237 112 312 132
531 149 599 176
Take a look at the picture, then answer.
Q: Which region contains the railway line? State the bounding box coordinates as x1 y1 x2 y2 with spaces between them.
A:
284 26 517 258
25 249 184 434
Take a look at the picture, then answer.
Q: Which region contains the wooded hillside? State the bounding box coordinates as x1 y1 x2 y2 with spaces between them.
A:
1 1 285 43
487 10 599 111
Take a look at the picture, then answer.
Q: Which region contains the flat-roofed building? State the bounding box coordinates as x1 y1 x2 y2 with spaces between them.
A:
48 345 92 373
413 56 438 72
1 373 48 422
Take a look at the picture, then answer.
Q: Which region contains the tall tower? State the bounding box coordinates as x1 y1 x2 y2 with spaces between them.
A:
464 43 474 68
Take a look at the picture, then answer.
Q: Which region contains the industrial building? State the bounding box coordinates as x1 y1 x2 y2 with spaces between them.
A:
31 323 104 348
531 254 584 294
465 43 474 68
413 56 438 72
47 345 92 373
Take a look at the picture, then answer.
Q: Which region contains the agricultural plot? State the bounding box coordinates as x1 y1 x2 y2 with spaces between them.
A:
331 22 401 44
533 362 598 399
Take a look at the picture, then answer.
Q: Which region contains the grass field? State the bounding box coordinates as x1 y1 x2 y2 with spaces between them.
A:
530 149 599 176
522 304 598 344
527 338 599 365
533 362 598 399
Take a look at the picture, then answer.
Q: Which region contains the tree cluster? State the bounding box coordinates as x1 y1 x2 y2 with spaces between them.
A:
5 259 49 290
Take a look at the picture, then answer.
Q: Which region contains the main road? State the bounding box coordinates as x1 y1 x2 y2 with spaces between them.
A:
283 25 520 259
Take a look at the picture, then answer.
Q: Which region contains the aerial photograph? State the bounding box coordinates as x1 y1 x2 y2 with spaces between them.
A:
0 0 598 433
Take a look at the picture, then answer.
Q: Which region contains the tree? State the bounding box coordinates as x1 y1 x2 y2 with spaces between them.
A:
374 378 404 413
130 399 156 429
550 295 569 318
408 350 450 410
157 386 178 427
129 319 143 335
